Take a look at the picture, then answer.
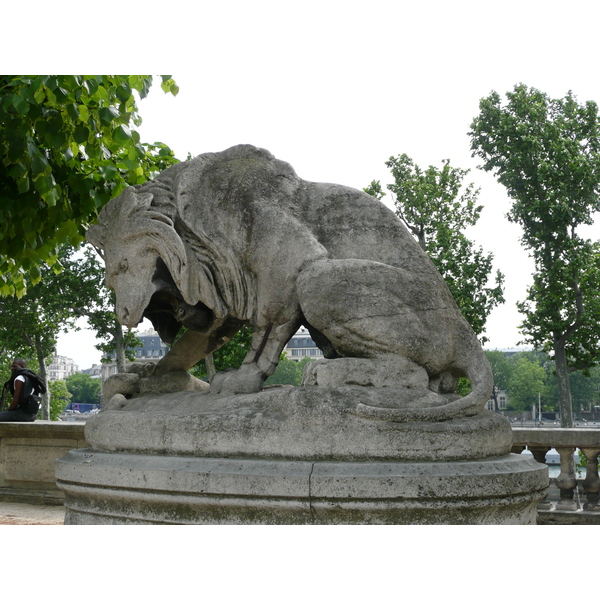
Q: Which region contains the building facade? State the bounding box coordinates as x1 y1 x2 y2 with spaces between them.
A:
81 364 102 379
486 390 508 411
47 352 80 381
283 327 324 362
101 329 170 381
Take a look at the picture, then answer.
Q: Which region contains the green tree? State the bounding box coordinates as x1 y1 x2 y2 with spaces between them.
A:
64 245 142 372
65 372 101 404
190 326 254 381
264 356 314 386
0 246 91 417
469 84 600 427
485 350 513 410
47 379 71 421
506 357 547 413
367 154 505 341
363 180 386 201
0 75 178 296
544 368 600 415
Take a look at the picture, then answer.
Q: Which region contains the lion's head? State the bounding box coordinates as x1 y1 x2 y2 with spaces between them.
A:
87 186 227 344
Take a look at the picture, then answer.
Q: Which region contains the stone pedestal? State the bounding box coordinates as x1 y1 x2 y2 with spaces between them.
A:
56 450 546 525
55 387 548 524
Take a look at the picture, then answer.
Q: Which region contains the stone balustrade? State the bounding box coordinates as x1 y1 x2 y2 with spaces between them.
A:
512 427 600 524
0 421 87 505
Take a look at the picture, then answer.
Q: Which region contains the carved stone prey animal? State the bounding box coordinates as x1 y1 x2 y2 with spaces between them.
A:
87 144 492 421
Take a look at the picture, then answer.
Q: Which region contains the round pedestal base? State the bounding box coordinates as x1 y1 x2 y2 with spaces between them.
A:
56 450 548 525
84 387 514 462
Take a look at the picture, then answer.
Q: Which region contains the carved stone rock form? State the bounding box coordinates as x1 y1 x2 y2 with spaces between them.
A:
87 144 493 423
86 387 513 462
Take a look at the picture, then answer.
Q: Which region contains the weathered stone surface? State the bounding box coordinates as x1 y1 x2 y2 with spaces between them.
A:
102 364 209 403
102 373 140 401
56 449 548 524
1 421 87 505
86 144 492 422
84 386 513 462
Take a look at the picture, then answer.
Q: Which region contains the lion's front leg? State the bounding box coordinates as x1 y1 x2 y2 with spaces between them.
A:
210 320 301 394
119 325 237 395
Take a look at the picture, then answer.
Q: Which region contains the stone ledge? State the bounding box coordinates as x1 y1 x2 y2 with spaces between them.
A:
512 427 600 447
0 421 86 440
0 421 88 505
537 509 600 525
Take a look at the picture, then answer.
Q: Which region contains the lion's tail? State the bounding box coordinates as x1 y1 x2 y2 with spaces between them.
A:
354 335 493 423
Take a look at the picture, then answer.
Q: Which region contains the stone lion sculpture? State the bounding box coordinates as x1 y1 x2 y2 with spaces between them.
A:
87 144 492 422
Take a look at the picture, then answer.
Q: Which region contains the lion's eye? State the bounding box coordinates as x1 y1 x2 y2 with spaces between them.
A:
118 259 128 273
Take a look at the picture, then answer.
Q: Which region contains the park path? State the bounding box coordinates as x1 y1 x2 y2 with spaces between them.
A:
0 502 65 525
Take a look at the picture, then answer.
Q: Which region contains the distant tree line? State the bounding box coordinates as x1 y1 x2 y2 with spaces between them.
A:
486 350 600 416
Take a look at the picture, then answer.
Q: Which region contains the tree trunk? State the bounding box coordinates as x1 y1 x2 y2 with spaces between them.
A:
205 354 216 382
113 324 128 373
34 335 50 420
554 341 574 428
492 387 499 412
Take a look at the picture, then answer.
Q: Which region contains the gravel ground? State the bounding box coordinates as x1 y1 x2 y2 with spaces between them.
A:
0 502 65 525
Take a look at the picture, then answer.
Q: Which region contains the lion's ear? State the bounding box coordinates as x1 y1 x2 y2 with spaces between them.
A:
86 224 107 249
120 188 154 217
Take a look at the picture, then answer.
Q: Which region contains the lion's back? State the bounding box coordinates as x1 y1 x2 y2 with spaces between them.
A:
293 181 437 274
169 145 438 279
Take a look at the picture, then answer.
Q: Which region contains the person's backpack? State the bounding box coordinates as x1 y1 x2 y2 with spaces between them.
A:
16 369 46 416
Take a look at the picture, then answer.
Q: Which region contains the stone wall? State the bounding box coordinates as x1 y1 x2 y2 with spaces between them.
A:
0 421 87 505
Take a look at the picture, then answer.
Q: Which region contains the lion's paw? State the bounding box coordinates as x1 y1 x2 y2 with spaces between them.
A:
139 370 209 394
102 373 141 402
210 367 264 395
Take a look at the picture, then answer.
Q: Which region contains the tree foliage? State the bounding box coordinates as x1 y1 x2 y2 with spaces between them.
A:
65 372 101 405
190 326 254 381
469 84 600 426
264 356 314 386
47 379 71 421
0 245 94 417
0 75 178 296
366 154 505 341
484 349 600 416
484 350 514 410
506 356 547 412
65 245 142 372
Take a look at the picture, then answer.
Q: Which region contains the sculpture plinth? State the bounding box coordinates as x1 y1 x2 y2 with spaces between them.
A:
56 386 548 524
57 448 546 525
56 145 547 524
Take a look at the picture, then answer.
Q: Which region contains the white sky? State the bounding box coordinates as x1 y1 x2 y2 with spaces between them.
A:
14 0 600 369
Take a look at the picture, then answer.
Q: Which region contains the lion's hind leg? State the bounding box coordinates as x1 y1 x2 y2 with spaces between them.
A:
297 258 429 357
296 258 453 408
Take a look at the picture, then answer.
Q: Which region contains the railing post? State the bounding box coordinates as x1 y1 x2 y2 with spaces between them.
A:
528 445 552 510
555 446 579 511
580 447 600 511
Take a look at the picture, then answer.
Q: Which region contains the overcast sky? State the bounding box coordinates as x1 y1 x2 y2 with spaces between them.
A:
37 0 600 368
